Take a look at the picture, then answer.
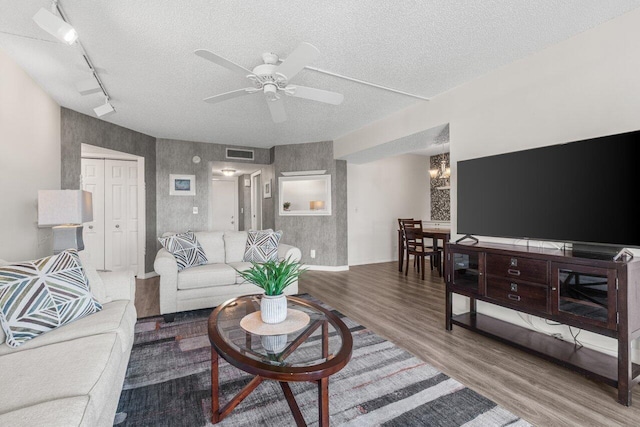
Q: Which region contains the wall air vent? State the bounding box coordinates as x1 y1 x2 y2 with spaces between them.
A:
226 148 254 161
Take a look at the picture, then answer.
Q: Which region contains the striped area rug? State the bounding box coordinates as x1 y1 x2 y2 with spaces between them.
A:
115 294 531 426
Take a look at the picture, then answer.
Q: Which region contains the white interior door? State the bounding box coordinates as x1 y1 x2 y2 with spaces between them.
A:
104 159 137 272
251 172 262 230
81 158 105 269
211 178 238 231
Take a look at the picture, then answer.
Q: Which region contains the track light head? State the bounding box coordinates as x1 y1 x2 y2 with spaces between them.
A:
33 7 78 45
94 100 115 118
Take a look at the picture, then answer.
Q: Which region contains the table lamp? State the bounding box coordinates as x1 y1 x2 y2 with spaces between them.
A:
38 190 93 254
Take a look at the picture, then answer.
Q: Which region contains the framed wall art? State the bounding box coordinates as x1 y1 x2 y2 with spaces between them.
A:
169 174 196 196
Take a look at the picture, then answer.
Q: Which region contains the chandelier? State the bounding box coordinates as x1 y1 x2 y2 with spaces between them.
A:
429 158 450 180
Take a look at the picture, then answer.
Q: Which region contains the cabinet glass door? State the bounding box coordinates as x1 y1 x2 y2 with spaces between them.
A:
451 251 482 294
554 264 616 329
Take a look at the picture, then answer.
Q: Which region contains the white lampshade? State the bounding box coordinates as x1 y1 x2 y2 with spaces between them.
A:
38 190 93 226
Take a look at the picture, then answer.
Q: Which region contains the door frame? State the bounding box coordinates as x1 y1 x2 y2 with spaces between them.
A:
250 170 262 230
209 176 239 231
81 144 146 278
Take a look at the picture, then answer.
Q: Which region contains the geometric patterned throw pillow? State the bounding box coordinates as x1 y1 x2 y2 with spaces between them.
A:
158 231 208 271
243 229 282 263
0 249 103 348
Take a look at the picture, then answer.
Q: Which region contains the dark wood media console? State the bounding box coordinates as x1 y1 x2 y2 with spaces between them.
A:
445 241 640 405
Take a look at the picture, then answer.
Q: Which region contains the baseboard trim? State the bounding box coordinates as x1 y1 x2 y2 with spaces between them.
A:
303 265 350 272
137 271 159 279
348 258 396 266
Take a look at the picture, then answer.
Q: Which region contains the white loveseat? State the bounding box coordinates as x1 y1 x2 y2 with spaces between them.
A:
154 230 302 320
0 257 136 427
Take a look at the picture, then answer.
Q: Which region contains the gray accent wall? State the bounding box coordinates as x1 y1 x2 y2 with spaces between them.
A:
273 141 348 266
60 108 157 273
155 138 271 242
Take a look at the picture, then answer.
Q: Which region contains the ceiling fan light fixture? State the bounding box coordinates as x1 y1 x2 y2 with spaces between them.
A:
33 6 78 45
263 84 279 101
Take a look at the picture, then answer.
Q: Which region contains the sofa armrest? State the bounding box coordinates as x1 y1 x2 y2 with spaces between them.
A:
99 270 135 301
154 248 179 315
278 244 302 263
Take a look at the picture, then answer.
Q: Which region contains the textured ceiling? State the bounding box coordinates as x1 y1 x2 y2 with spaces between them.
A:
1 1 639 149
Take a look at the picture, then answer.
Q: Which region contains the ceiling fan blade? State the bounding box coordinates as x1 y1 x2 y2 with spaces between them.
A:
288 85 344 105
203 88 257 104
195 49 254 77
266 98 287 123
275 42 319 81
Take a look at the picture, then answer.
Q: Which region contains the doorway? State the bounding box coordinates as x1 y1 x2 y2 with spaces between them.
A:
210 177 238 231
81 144 146 277
250 170 262 230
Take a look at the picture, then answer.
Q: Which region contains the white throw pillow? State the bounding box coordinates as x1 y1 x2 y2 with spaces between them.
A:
78 250 112 304
0 249 103 347
158 231 208 271
243 229 282 263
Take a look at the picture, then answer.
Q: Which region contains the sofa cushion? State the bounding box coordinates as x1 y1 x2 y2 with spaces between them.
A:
0 396 90 427
177 263 237 290
0 299 135 356
224 231 249 263
243 229 282 262
194 231 225 264
228 261 253 284
158 231 208 271
0 333 123 418
0 249 102 348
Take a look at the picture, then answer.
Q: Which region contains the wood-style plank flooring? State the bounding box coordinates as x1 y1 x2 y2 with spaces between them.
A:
134 262 640 426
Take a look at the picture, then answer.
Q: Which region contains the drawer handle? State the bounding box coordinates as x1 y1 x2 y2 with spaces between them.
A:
508 294 521 302
507 269 521 276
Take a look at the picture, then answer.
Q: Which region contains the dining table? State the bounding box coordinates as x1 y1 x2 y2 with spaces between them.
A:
398 227 451 273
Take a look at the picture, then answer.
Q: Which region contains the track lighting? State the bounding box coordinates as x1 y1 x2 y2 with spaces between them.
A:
32 6 78 45
76 78 102 95
94 97 115 118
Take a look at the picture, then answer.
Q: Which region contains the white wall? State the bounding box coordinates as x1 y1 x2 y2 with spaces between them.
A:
348 154 429 265
0 48 60 262
336 9 640 357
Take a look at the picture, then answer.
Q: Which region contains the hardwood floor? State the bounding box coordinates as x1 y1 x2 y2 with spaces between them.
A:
135 262 640 426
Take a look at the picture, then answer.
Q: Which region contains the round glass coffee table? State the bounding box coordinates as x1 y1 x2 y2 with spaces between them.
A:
208 295 353 426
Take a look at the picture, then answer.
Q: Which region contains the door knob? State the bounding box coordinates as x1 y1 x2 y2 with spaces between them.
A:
115 224 120 228
88 225 93 229
231 221 234 225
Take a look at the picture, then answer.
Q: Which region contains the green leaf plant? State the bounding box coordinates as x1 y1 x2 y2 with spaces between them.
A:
235 256 307 296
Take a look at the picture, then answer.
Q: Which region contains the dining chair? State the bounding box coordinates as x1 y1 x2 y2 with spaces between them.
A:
397 218 414 272
402 221 442 279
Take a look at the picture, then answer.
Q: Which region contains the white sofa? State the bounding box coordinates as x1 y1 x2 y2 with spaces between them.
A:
154 230 302 320
0 257 136 427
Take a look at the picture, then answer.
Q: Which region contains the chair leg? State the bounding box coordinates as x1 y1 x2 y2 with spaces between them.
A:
405 253 409 276
421 255 425 280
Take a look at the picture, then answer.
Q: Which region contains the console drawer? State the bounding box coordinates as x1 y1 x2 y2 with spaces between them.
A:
486 254 548 283
486 277 548 313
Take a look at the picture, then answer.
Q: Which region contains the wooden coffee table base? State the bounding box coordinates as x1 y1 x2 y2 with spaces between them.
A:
210 348 330 427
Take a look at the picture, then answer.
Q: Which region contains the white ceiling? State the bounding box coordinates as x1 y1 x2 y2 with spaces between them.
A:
1 1 639 149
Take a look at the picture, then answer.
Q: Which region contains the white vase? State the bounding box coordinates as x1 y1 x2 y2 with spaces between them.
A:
261 294 287 324
261 334 288 353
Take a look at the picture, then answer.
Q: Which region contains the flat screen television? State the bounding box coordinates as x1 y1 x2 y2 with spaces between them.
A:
457 129 640 256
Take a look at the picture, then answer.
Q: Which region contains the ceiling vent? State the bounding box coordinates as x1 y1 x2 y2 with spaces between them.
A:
226 148 254 161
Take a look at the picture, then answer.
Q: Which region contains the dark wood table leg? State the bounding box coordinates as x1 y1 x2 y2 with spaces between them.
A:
211 348 220 423
280 382 307 426
322 320 329 359
398 229 403 272
318 377 329 427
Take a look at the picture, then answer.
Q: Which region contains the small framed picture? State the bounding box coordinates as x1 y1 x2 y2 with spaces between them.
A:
169 174 196 196
264 179 272 198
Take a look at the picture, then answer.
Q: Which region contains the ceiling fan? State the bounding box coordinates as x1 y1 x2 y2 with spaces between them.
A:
195 42 344 123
